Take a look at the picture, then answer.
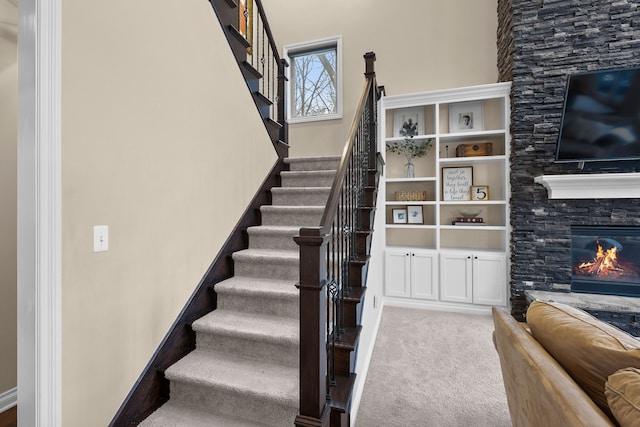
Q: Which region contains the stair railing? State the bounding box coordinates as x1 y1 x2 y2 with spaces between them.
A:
208 0 288 155
248 0 288 143
295 52 380 427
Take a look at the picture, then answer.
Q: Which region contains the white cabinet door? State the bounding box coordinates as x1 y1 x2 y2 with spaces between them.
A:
472 253 507 306
411 251 438 300
385 249 410 298
440 253 473 303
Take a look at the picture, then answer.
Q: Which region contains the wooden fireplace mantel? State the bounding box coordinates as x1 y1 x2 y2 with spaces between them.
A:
534 172 640 199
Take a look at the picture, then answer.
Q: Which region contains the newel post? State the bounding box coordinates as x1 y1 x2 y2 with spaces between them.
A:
294 227 330 427
278 58 289 145
364 52 377 168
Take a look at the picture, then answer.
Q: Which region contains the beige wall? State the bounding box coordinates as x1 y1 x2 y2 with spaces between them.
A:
0 0 17 396
265 0 499 157
61 0 277 425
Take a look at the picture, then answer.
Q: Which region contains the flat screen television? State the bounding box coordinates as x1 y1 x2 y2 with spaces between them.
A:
555 67 640 164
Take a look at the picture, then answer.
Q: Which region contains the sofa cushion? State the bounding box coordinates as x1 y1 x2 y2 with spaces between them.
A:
527 301 640 418
605 367 640 427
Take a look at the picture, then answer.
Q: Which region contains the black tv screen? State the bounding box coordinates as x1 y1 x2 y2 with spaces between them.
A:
555 67 640 163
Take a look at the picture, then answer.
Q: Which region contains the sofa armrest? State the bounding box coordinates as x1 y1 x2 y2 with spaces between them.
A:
492 307 614 427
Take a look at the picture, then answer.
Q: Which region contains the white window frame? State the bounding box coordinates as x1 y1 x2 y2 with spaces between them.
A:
284 35 343 124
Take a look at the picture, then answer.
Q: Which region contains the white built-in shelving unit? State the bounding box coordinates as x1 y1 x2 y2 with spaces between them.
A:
381 82 511 311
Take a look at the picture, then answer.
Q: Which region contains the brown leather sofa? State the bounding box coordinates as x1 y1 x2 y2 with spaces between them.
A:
492 306 615 426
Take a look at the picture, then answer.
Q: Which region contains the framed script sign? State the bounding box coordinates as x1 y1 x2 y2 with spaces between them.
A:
442 167 473 201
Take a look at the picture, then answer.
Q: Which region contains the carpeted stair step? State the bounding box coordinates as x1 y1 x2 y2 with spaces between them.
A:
139 401 272 427
260 205 325 227
232 248 299 281
271 186 331 206
193 309 299 366
284 156 341 171
247 225 301 251
214 276 299 318
280 170 336 188
165 349 298 427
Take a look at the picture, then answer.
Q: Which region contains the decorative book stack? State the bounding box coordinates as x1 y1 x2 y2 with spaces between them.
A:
452 217 486 226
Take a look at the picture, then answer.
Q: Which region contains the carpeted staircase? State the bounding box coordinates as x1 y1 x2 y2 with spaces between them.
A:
140 156 340 427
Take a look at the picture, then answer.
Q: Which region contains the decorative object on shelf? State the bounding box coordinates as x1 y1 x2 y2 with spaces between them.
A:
393 208 408 224
470 185 490 201
458 208 483 218
456 142 493 157
407 205 424 224
454 208 485 225
452 220 487 226
386 137 434 178
442 166 473 200
455 216 484 223
449 101 484 132
390 107 432 178
393 107 425 137
395 191 427 201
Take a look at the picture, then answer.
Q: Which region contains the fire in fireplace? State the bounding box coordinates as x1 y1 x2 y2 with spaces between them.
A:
571 226 640 297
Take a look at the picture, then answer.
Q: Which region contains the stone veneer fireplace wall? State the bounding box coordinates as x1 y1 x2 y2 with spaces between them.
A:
498 0 640 323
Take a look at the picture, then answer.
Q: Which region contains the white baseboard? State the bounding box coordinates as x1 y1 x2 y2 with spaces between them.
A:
349 303 385 426
383 297 495 316
0 387 17 413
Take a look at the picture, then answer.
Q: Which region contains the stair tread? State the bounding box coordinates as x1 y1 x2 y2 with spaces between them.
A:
281 170 336 176
232 248 299 261
247 225 301 234
284 156 341 163
214 276 298 298
166 349 298 404
193 309 298 344
260 205 325 212
271 186 331 192
141 401 272 427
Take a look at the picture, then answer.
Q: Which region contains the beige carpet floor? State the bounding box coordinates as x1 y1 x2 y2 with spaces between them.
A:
355 306 511 427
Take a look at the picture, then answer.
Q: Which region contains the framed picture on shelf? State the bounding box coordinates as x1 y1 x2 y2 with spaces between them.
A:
394 107 424 137
442 166 473 201
407 205 424 224
449 101 484 132
392 208 408 224
470 185 490 201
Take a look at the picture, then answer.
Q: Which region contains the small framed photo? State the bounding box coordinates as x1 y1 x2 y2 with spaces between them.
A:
394 107 424 137
470 185 490 201
407 205 424 224
392 208 407 224
449 101 484 132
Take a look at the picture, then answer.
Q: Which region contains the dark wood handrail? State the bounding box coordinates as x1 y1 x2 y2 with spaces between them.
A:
318 76 375 231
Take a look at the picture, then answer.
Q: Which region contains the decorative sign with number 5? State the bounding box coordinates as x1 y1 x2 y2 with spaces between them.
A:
471 185 490 201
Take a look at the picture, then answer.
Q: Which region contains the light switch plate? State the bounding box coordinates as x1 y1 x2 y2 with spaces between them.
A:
93 225 109 252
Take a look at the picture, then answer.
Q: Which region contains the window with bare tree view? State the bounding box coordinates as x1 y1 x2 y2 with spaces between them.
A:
285 37 342 122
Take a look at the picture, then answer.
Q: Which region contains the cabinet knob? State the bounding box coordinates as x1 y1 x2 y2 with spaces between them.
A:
474 256 478 259
467 256 471 259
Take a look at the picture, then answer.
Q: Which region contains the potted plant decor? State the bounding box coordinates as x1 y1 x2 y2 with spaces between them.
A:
387 119 433 178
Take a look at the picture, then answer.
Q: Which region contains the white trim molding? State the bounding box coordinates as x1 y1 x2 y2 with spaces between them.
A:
17 0 62 426
534 173 640 199
0 387 17 413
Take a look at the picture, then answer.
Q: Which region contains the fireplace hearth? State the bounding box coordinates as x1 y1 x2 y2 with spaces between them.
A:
571 226 640 297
